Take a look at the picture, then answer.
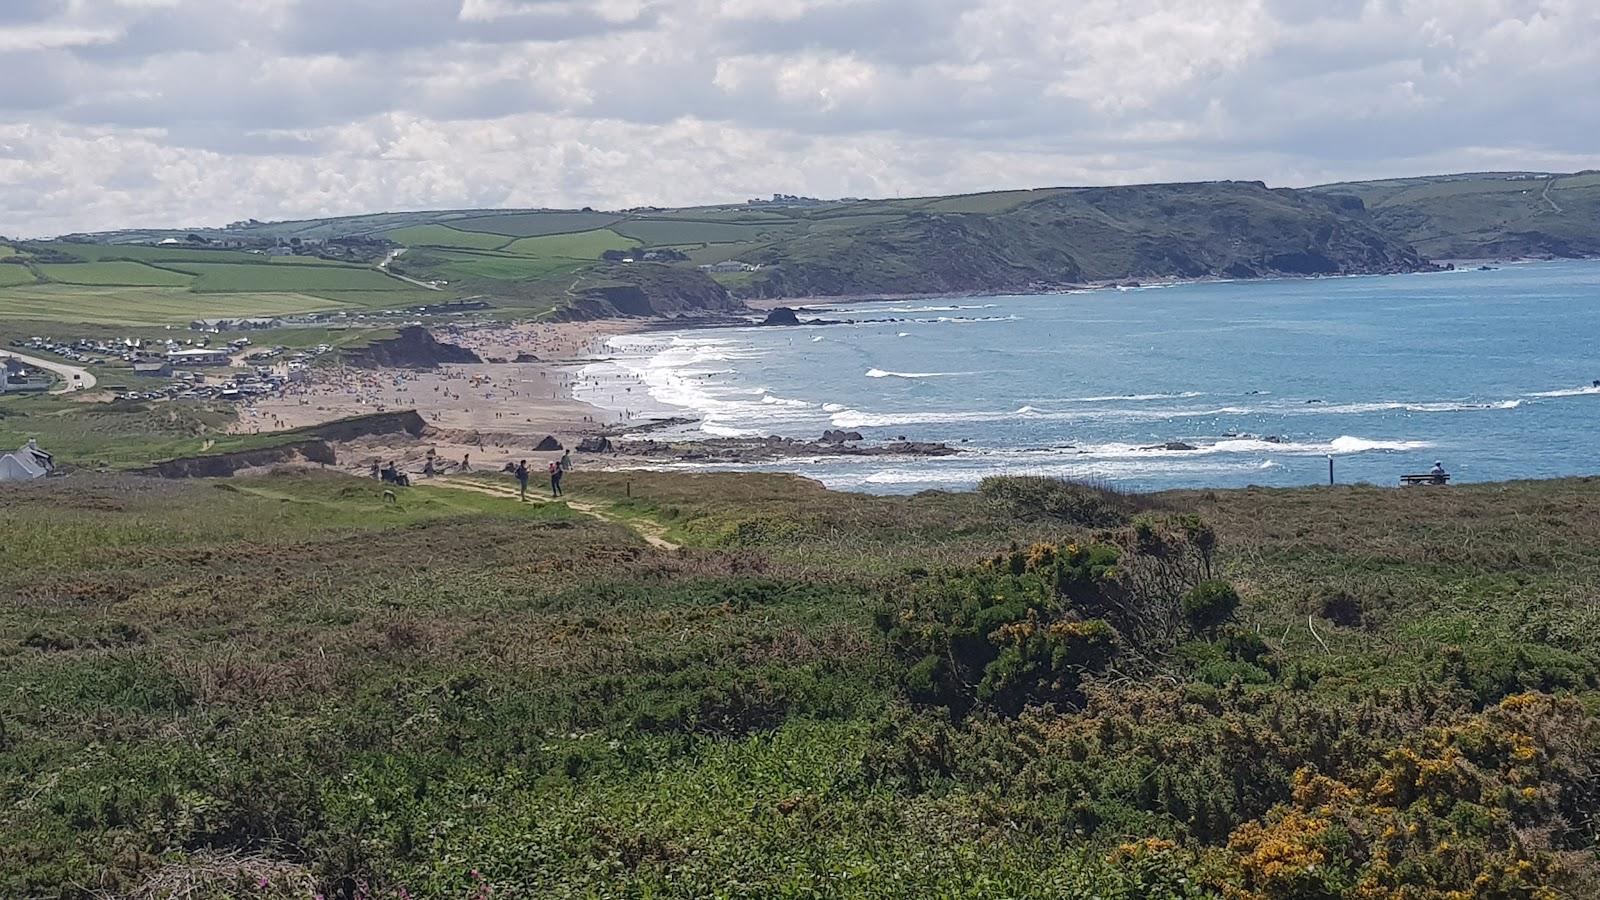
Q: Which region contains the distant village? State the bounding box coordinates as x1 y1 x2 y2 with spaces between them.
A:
57 229 396 264
7 332 333 403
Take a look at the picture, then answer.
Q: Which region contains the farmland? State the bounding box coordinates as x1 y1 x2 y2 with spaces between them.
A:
2 469 1599 897
37 261 195 287
381 224 514 252
0 284 344 325
175 262 407 294
0 265 36 287
0 242 425 326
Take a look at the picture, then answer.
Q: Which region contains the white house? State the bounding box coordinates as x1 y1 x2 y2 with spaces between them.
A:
0 439 54 482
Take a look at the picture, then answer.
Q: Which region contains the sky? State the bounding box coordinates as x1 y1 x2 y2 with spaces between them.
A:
0 0 1596 237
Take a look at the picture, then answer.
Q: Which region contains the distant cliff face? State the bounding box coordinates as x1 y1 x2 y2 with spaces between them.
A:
555 264 748 321
737 181 1432 299
1309 172 1600 261
343 327 481 369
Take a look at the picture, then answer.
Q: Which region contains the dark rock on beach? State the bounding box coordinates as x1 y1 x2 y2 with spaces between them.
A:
343 326 481 369
534 435 563 451
761 307 802 326
820 429 864 443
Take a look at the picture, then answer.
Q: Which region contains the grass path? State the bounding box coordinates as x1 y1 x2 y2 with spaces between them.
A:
435 475 681 550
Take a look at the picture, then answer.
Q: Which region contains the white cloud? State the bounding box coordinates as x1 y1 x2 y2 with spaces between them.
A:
0 0 1596 236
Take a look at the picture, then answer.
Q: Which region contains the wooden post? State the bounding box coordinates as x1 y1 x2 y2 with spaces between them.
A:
1328 455 1335 486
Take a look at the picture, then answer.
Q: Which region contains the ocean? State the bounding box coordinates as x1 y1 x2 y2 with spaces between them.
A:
575 260 1600 494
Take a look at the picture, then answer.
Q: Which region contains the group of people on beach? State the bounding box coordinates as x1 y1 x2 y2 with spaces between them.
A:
513 450 571 501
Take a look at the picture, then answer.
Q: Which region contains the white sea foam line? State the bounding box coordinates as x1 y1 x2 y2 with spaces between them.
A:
958 436 1432 459
850 303 1001 314
1528 385 1600 397
1035 391 1206 403
865 368 957 379
829 398 1522 429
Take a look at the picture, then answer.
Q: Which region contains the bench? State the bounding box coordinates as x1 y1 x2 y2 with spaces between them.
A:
1400 473 1450 486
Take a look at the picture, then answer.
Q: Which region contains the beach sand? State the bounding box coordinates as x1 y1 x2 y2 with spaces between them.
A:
231 319 648 475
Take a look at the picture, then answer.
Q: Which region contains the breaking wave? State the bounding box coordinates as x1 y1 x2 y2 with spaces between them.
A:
866 368 955 379
1528 384 1600 398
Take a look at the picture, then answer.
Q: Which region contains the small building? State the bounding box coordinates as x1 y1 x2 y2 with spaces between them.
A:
166 348 232 367
698 260 754 273
0 439 54 482
1 359 52 393
132 358 173 377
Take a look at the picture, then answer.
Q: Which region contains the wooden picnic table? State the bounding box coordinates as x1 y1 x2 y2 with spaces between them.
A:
1400 473 1450 486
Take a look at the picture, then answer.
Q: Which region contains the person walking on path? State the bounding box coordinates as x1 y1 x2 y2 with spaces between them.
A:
514 460 529 501
549 459 564 497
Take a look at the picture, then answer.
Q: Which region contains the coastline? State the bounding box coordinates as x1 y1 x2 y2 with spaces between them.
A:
222 256 1594 482
233 318 651 475
735 255 1571 313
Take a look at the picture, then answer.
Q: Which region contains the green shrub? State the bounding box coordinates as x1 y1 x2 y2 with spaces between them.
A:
979 475 1140 527
1184 580 1240 633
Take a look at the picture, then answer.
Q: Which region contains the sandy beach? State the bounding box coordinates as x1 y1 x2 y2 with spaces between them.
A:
231 318 650 475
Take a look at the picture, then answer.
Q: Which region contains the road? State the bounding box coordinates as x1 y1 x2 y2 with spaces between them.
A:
377 248 443 292
1540 177 1564 214
0 349 96 394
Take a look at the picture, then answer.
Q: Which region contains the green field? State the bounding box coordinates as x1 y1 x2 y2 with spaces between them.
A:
36 261 194 287
175 262 407 293
0 244 18 259
416 250 587 283
448 211 622 237
0 284 345 325
383 224 514 251
0 264 36 287
2 466 1598 897
611 218 792 245
500 227 638 259
41 242 262 265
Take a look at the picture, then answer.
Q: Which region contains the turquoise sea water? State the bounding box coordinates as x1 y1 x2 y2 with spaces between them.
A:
576 260 1600 494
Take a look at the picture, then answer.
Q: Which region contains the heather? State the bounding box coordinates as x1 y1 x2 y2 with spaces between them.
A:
3 471 1598 897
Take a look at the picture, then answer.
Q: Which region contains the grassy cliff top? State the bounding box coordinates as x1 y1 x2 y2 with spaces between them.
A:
3 467 1599 895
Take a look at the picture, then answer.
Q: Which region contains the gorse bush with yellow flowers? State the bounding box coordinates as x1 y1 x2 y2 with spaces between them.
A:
877 517 1243 715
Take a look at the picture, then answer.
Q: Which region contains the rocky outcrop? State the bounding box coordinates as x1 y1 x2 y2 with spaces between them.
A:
303 410 427 442
534 435 562 451
138 440 336 478
135 411 425 479
761 307 802 326
820 429 864 443
343 327 481 369
555 264 748 321
577 436 613 453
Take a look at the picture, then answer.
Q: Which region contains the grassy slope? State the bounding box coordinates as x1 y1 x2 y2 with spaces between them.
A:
1310 171 1600 259
0 285 348 325
0 264 36 287
0 396 311 468
2 468 1598 897
0 241 434 327
36 262 195 287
